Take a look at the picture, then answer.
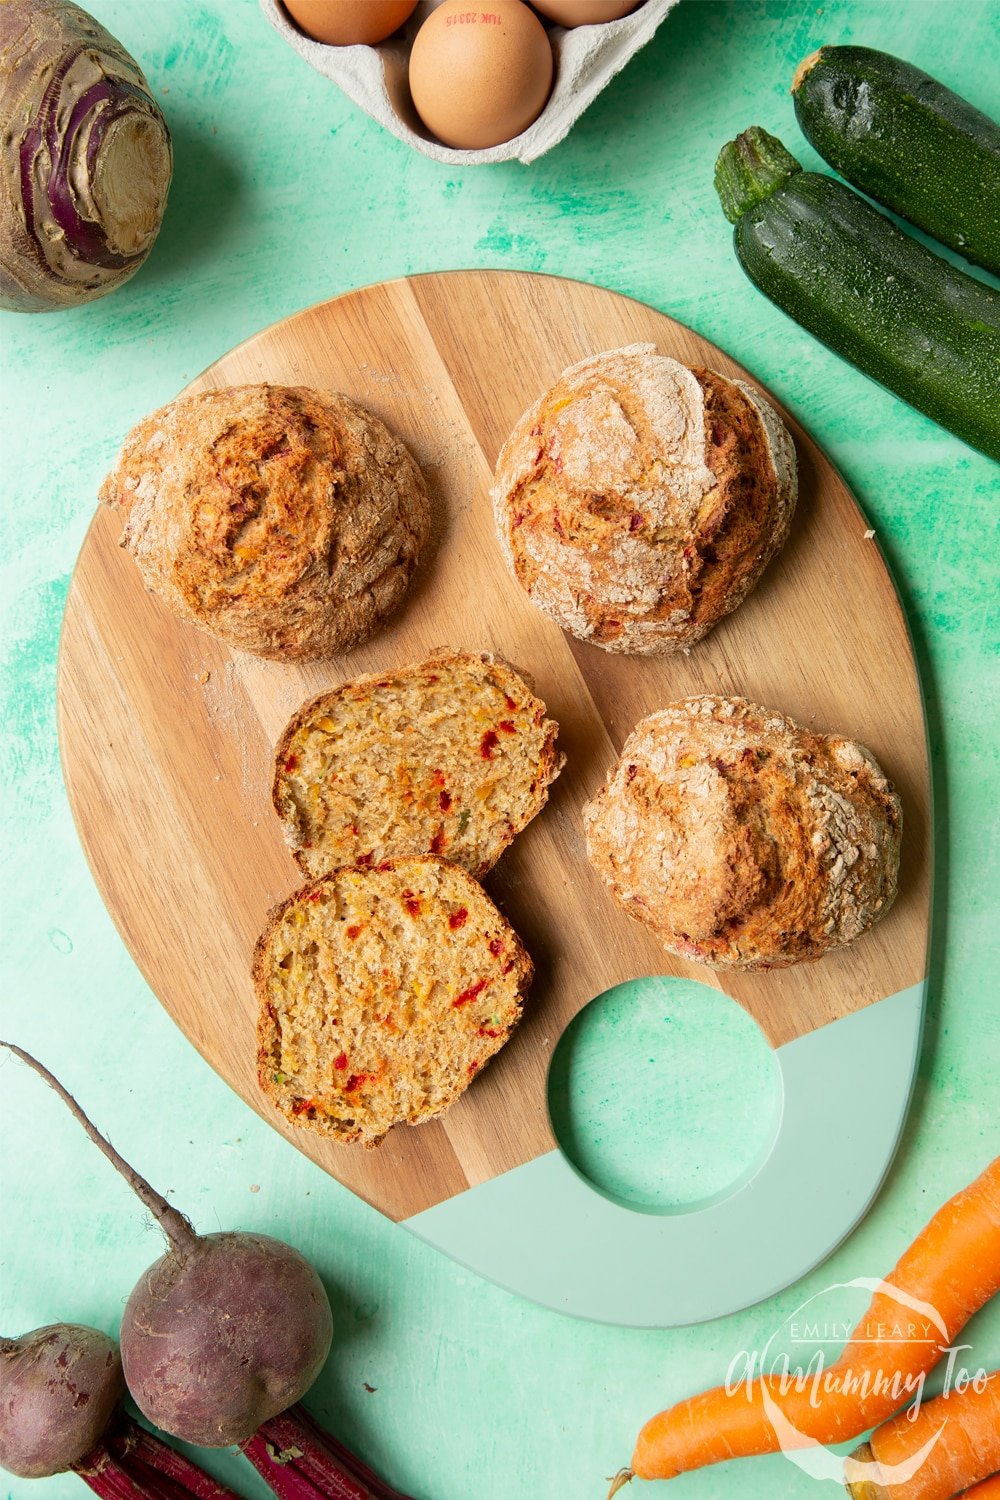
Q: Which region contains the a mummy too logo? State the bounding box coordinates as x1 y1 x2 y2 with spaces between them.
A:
726 1279 990 1487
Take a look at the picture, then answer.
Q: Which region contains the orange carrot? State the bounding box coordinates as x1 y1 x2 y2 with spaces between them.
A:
615 1156 1000 1488
843 1374 1000 1499
848 1474 1000 1500
960 1477 1000 1497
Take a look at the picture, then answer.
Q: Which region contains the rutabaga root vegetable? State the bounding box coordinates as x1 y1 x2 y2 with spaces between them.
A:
1 1043 333 1449
0 1324 123 1478
0 1324 244 1496
0 0 172 312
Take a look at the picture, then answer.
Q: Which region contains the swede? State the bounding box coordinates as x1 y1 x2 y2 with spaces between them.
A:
0 0 172 311
1 1043 333 1449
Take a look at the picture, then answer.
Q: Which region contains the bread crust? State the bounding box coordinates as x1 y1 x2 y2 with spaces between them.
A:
253 856 533 1147
100 384 430 661
491 345 796 654
272 647 564 880
583 696 901 970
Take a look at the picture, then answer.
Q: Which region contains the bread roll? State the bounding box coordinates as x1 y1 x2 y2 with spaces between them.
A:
254 857 532 1147
583 696 901 970
100 384 430 661
491 345 796 654
273 648 563 880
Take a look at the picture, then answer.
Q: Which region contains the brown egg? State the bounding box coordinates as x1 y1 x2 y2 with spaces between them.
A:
283 0 418 46
532 0 640 23
409 0 554 150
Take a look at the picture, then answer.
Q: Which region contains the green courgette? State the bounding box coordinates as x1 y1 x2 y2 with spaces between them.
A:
792 45 1000 278
714 127 1000 463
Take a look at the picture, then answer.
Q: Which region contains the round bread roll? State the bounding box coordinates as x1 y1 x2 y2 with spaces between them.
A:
254 857 532 1147
491 344 796 654
583 696 901 970
100 384 430 662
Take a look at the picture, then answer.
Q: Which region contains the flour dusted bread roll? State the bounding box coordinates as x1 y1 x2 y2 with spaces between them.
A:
254 857 532 1147
273 648 563 880
491 345 796 654
100 384 430 661
584 696 901 970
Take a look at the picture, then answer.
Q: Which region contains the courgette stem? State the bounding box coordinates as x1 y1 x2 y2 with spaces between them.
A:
714 127 802 225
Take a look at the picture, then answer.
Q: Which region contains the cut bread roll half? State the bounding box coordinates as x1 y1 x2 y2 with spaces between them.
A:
273 649 564 880
254 857 533 1148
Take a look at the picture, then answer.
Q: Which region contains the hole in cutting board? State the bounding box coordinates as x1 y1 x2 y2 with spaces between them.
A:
547 977 782 1214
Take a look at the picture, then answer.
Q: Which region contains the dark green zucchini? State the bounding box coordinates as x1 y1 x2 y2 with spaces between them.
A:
714 128 1000 462
792 45 1000 277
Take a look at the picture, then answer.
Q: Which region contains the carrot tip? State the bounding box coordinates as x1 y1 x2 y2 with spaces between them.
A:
607 1469 634 1498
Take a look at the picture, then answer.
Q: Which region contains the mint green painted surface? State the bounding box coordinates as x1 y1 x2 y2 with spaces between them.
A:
408 985 926 1325
547 979 782 1211
1 1 997 1496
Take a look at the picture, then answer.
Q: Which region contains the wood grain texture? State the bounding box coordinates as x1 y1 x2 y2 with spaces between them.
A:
57 272 931 1221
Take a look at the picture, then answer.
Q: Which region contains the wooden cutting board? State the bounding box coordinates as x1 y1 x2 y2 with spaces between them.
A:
58 273 930 1320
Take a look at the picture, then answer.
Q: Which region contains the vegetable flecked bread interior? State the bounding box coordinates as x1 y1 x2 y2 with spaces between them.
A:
273 648 564 880
254 857 533 1148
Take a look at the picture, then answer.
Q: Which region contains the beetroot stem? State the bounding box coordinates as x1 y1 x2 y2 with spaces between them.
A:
241 1405 416 1500
75 1414 246 1498
0 1041 197 1255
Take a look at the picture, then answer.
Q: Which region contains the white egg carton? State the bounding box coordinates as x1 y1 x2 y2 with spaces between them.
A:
261 0 679 164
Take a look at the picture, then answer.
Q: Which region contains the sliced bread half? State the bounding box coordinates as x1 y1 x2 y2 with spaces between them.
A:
254 856 533 1147
273 648 563 880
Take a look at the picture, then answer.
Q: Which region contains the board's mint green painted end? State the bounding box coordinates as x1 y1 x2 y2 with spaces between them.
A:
406 983 926 1328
